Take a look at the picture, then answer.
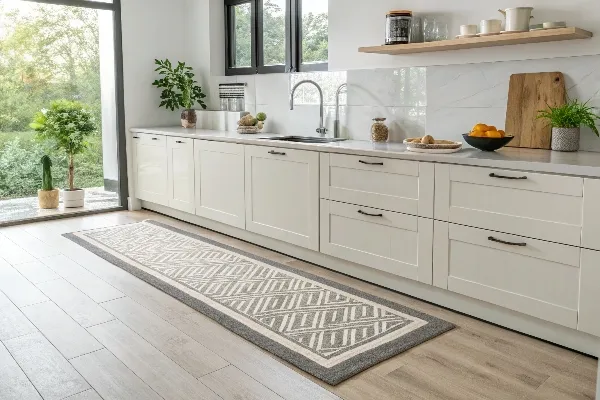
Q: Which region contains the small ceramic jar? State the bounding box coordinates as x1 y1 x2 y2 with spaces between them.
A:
371 118 389 142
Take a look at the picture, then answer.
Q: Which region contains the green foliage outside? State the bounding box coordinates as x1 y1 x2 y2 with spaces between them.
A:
233 1 328 68
0 2 104 200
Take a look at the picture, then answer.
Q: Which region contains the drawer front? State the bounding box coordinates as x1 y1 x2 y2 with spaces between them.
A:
132 133 167 147
435 164 584 246
320 200 433 284
434 222 580 329
320 153 434 217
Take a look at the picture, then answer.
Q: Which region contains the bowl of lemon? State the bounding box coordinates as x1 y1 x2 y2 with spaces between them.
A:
463 124 514 152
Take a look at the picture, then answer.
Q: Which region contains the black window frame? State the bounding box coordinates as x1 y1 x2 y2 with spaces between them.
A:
225 0 328 75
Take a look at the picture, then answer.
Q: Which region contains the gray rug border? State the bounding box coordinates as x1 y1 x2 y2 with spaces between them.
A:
63 219 454 386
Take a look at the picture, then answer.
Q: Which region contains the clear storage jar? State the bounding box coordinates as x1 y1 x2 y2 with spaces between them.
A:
371 118 389 142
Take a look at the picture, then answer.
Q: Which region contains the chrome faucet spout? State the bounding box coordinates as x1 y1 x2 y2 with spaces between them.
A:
334 83 347 139
290 80 327 136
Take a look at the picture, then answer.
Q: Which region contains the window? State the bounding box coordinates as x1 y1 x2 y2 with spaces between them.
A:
225 0 328 75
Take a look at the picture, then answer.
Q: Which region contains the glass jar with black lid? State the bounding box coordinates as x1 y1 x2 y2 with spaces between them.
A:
385 10 412 45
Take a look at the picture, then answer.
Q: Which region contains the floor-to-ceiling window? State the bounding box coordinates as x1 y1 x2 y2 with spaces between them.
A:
0 0 125 224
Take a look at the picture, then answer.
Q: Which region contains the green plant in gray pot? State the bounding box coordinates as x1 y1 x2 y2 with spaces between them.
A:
537 99 600 152
152 59 207 129
38 155 59 209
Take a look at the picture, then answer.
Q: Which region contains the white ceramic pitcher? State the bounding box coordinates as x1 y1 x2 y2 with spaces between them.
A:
498 7 534 32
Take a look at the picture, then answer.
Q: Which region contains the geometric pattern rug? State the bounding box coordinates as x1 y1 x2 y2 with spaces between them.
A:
64 220 454 385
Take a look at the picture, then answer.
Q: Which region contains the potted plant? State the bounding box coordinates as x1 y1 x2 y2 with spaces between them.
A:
38 155 59 209
152 59 207 128
30 100 97 208
537 99 600 152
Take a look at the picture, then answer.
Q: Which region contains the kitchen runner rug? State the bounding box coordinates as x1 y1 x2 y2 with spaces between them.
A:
64 220 454 385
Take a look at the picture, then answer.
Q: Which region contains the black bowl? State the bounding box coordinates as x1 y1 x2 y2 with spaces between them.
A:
462 134 514 152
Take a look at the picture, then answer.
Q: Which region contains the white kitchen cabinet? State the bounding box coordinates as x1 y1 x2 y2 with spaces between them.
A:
167 137 195 214
245 145 319 250
578 249 600 337
321 200 433 283
582 178 600 251
433 222 580 329
194 140 245 229
132 133 169 206
434 164 584 246
320 153 434 218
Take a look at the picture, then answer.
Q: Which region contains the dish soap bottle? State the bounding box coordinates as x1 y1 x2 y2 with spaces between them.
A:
371 118 389 142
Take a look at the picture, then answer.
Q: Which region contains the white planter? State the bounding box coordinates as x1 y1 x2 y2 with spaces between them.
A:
63 189 85 208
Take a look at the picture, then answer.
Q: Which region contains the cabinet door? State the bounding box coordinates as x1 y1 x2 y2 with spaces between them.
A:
194 140 245 229
245 145 319 250
321 200 433 283
167 137 195 214
132 133 168 206
579 249 600 337
582 178 600 251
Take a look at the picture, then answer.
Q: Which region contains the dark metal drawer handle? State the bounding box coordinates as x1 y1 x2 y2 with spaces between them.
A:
489 173 527 180
176 141 185 144
359 160 384 166
268 150 286 156
133 136 140 139
488 236 527 247
358 210 384 217
151 138 159 141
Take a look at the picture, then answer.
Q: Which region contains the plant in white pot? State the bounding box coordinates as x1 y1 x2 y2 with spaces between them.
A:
38 155 59 209
152 59 207 128
537 99 600 152
30 100 97 208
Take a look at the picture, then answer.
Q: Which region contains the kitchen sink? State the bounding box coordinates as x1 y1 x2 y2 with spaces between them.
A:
259 136 347 143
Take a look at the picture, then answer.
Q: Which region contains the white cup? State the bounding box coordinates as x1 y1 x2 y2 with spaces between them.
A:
480 19 502 34
460 24 478 36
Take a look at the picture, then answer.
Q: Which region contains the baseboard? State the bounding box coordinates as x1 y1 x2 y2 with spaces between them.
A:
141 201 600 357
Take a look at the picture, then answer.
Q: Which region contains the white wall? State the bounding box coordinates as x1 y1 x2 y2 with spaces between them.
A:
329 0 600 70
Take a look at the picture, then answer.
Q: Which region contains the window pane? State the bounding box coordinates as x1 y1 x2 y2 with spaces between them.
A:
262 0 286 66
231 3 252 68
301 0 328 64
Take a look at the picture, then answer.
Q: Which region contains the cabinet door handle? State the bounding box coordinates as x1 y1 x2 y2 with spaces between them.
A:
489 173 527 180
359 160 384 166
176 141 185 144
151 138 159 141
358 210 384 217
268 150 286 156
488 236 527 247
132 136 140 139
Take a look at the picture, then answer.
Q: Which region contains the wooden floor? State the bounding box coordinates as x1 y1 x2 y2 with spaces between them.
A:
0 210 596 400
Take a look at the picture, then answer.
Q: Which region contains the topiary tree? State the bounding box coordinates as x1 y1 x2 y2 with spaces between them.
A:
30 100 97 191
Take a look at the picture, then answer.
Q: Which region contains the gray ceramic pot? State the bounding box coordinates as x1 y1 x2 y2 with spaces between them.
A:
551 127 580 152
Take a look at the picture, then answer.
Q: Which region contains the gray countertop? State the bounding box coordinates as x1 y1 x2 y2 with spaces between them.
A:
131 127 600 178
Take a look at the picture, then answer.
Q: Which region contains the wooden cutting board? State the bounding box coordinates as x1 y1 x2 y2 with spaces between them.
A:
505 72 567 149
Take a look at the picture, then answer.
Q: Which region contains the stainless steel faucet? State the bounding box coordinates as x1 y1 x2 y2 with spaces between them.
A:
290 80 327 136
334 83 347 139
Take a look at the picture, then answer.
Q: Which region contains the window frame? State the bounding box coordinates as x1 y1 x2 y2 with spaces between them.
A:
225 0 328 75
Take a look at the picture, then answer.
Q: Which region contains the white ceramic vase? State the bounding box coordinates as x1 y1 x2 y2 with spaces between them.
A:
63 189 85 208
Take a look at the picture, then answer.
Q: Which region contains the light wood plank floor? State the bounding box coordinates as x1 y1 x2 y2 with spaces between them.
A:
0 210 596 400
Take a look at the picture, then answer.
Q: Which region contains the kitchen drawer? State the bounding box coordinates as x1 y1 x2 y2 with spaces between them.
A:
132 133 167 147
433 222 580 329
320 153 434 218
435 164 584 246
320 199 433 284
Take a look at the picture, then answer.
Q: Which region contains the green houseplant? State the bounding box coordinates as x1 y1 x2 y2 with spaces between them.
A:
38 155 59 209
152 59 207 129
537 99 600 152
30 100 97 207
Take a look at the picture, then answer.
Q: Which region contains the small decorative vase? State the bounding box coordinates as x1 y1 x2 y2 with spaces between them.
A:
371 118 389 142
63 189 85 208
181 109 197 129
38 189 59 209
551 127 580 152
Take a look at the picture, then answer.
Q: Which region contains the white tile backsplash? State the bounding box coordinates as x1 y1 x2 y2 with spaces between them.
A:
209 53 600 150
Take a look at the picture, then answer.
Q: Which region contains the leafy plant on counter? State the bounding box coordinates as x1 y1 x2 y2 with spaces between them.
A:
537 99 600 136
152 59 207 111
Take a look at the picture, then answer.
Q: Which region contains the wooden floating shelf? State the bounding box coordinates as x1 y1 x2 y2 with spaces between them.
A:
359 27 593 55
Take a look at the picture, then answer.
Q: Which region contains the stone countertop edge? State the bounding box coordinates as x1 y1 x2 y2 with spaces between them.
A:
130 127 600 178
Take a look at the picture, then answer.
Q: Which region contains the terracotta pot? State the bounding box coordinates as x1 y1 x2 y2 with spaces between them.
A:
181 109 197 129
38 189 59 209
63 189 85 208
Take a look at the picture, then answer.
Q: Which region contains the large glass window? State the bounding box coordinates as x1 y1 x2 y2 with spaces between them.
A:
0 0 124 224
225 0 328 75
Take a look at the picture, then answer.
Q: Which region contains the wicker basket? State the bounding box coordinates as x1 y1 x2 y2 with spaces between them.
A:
237 126 262 134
